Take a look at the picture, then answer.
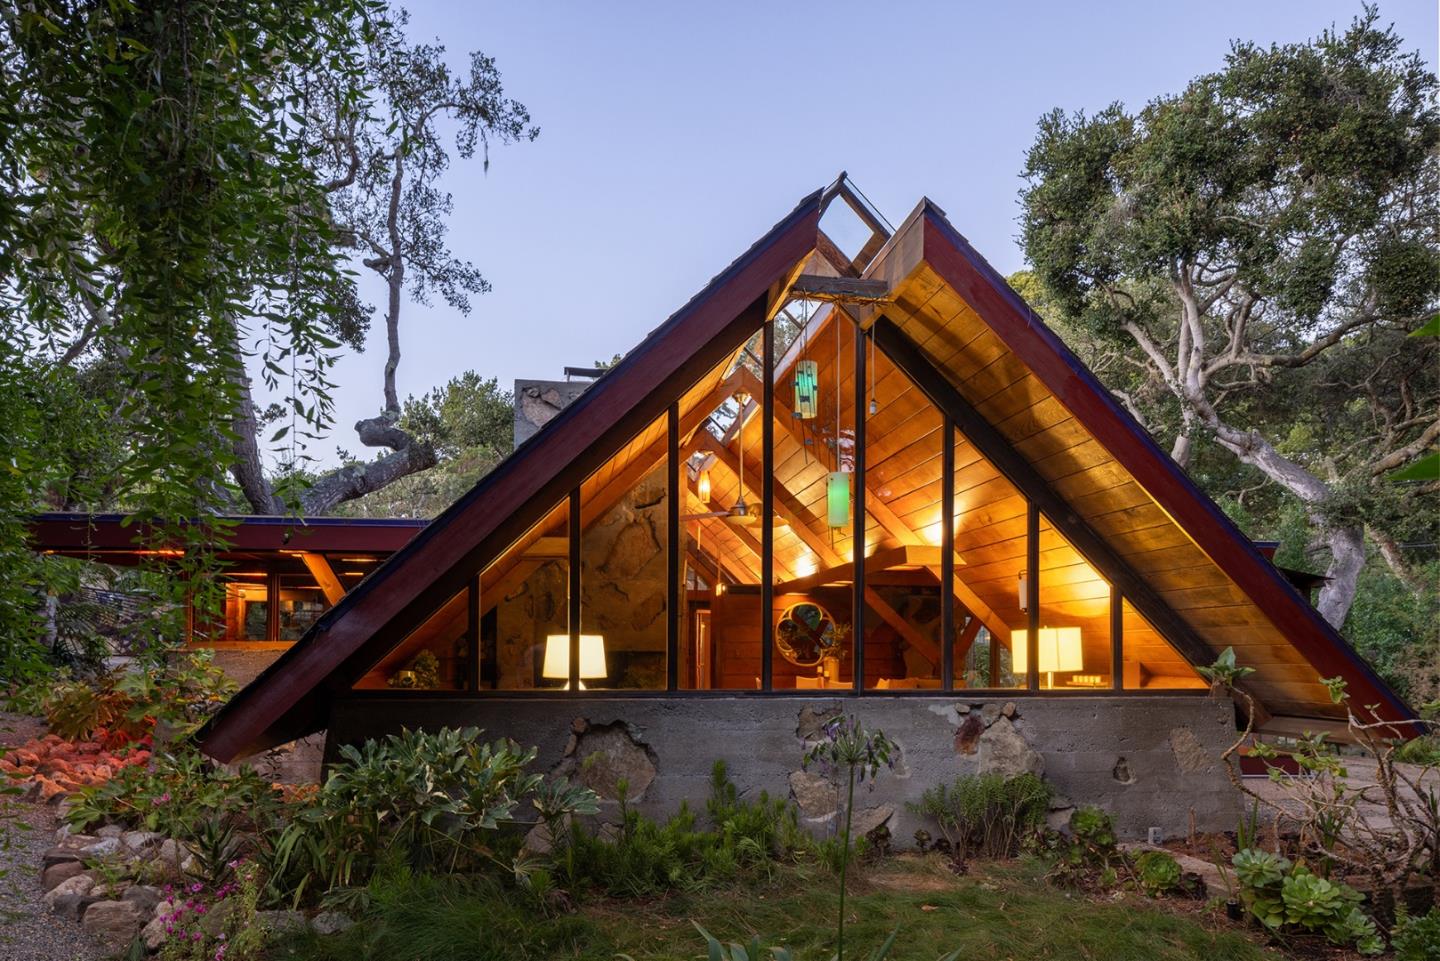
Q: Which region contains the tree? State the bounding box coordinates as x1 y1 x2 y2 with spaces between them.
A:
331 372 514 517
1019 8 1439 627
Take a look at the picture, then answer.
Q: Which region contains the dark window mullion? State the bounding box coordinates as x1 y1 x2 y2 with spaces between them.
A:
761 322 775 692
667 403 680 692
1112 590 1124 691
1026 502 1039 692
941 415 955 691
568 488 581 691
853 321 866 693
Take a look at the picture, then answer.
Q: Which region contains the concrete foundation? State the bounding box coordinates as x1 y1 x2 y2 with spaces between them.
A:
326 693 1240 842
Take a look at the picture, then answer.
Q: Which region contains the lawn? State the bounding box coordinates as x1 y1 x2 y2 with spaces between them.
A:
268 856 1280 961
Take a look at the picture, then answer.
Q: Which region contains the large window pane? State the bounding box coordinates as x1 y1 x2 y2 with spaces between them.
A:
767 305 855 690
950 429 1025 689
580 414 670 690
482 499 570 690
224 578 270 642
1031 514 1112 690
277 574 327 641
1121 600 1206 689
861 336 945 690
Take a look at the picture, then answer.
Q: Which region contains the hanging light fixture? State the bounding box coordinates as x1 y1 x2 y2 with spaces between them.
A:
697 465 712 503
794 360 819 419
827 471 850 528
728 390 757 524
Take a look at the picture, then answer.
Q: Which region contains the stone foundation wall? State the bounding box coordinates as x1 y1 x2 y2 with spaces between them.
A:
326 694 1240 842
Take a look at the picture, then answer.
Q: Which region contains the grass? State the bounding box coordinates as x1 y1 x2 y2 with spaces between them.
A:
264 855 1280 961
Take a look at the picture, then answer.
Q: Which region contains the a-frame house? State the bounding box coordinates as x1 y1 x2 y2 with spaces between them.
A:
200 178 1413 832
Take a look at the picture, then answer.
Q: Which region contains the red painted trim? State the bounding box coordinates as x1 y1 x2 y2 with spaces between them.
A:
28 514 424 554
199 191 825 760
918 208 1414 726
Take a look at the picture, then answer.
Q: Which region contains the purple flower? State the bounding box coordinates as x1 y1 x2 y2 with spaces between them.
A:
190 883 204 893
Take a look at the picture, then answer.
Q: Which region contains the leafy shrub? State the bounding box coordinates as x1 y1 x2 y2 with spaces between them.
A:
1045 805 1121 888
156 860 267 961
1393 906 1440 961
41 677 144 743
1395 735 1440 766
1231 848 1383 954
65 746 284 840
908 772 1051 860
270 726 597 904
565 761 806 897
39 651 234 743
1135 850 1182 895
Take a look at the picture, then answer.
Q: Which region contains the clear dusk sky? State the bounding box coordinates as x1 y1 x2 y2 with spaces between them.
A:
289 0 1439 467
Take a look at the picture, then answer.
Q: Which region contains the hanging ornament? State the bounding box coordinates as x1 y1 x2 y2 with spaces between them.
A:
794 360 819 419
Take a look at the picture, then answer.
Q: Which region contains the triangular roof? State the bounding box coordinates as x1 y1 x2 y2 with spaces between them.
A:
200 179 1414 760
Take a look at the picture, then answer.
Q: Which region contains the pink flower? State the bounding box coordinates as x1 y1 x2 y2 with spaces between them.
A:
190 883 204 894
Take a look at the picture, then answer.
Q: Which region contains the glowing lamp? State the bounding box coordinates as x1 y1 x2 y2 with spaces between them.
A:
697 467 712 503
794 360 819 419
826 471 850 528
542 634 607 689
1011 627 1082 689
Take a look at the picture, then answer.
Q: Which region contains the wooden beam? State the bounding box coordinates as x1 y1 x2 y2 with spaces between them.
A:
299 552 345 605
774 545 917 594
790 275 890 303
954 614 983 662
873 314 1215 674
863 585 940 665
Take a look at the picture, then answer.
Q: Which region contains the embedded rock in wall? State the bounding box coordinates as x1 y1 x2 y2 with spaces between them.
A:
975 716 1044 778
788 770 837 821
555 720 657 801
513 379 592 447
1168 726 1217 775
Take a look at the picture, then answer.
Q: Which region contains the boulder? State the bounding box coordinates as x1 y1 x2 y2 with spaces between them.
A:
975 717 1044 778
788 770 837 821
41 860 85 892
199 898 238 937
121 830 163 853
121 884 163 915
257 910 308 937
141 915 169 952
311 910 354 935
82 899 148 953
80 837 123 859
50 892 102 921
41 846 84 870
849 804 895 838
96 824 124 840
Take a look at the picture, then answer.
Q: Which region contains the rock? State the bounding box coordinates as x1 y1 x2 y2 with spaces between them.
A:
141 915 168 952
976 717 1044 778
58 832 98 851
953 713 985 755
156 838 184 867
1113 757 1136 784
51 892 103 921
122 884 163 914
849 804 894 838
555 721 657 801
199 898 237 937
1169 727 1217 774
795 704 842 740
256 910 308 937
311 910 354 935
80 836 123 859
42 860 86 891
41 846 84 870
954 703 971 715
979 702 1002 727
121 830 163 853
90 882 128 899
1001 701 1017 718
44 874 97 916
96 824 124 839
82 899 148 952
153 898 177 920
788 770 837 820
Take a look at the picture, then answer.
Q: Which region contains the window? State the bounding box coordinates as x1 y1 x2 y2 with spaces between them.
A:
481 499 570 690
224 579 269 641
1033 515 1112 690
1121 600 1206 689
277 574 327 641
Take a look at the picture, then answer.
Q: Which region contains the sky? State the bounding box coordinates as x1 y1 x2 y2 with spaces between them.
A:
279 0 1439 467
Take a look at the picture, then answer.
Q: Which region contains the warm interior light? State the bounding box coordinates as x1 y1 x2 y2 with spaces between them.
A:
826 471 850 528
793 554 818 578
1017 571 1029 612
697 467 712 503
1012 627 1083 688
794 360 819 419
542 634 607 689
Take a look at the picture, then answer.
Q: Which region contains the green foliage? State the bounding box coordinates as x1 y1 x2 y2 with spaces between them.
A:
1196 647 1255 689
269 727 596 904
907 772 1051 860
1231 849 1382 953
1393 906 1440 961
156 860 268 961
687 920 958 961
1045 805 1121 889
65 747 284 840
1395 735 1440 766
38 650 234 741
40 677 143 742
1135 851 1182 896
565 762 806 897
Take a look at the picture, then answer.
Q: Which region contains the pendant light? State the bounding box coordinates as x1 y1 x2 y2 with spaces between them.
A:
794 299 818 419
828 315 850 529
728 389 756 524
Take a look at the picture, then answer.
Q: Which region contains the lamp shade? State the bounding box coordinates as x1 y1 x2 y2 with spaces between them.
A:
1011 627 1083 674
542 634 607 680
826 471 850 528
697 467 712 503
794 360 819 419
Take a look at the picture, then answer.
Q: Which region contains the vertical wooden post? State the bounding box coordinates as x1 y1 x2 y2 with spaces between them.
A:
852 323 866 692
466 578 481 691
266 571 280 644
667 403 680 692
941 416 955 691
568 489 581 691
1026 503 1039 692
1111 590 1124 690
761 322 775 692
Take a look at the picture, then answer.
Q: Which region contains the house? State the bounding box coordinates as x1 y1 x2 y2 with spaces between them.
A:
197 177 1415 838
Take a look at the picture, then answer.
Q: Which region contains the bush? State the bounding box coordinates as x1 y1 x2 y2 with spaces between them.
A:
1393 906 1440 961
1135 850 1182 896
1395 735 1440 766
1231 848 1383 954
564 761 807 897
65 746 285 840
270 727 597 904
908 772 1051 860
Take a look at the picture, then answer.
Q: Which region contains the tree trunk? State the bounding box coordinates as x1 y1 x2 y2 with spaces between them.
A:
1315 524 1365 629
227 355 282 514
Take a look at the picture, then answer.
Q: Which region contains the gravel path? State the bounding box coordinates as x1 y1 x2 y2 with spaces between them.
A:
0 712 104 961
